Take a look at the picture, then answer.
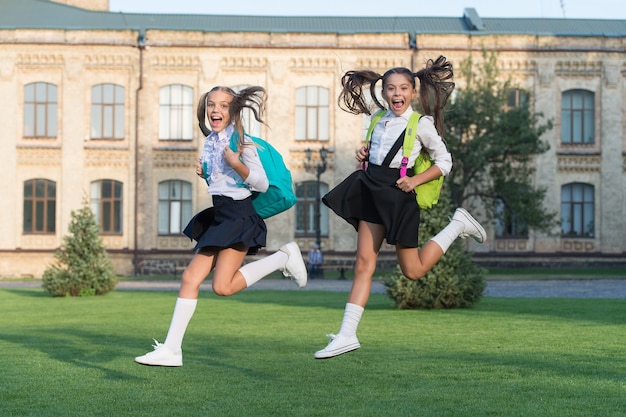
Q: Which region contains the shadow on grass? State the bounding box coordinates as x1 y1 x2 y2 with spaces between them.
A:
0 325 284 383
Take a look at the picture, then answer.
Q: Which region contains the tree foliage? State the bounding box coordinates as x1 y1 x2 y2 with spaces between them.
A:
42 200 118 297
445 49 557 234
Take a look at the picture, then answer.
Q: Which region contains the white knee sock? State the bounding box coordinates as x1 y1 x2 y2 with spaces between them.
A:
430 218 464 253
163 297 197 352
239 250 289 287
338 303 365 337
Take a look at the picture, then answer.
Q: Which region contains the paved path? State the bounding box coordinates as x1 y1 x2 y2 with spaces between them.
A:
4 277 626 298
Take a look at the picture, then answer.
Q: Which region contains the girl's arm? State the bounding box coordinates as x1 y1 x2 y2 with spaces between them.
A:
397 116 451 191
224 141 269 193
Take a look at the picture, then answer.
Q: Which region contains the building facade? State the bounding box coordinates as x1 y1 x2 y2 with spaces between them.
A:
1 0 625 277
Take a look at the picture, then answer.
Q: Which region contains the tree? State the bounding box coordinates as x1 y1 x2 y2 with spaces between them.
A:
445 49 557 235
42 199 118 297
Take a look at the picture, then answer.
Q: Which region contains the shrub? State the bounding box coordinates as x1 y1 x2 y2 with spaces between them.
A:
42 200 118 297
383 187 486 309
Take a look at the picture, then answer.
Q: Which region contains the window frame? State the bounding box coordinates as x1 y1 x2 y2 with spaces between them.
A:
157 180 193 236
24 82 58 138
158 84 194 141
91 83 125 140
295 180 329 237
561 182 594 238
23 179 56 234
295 86 330 141
561 89 595 145
90 179 123 235
494 198 528 239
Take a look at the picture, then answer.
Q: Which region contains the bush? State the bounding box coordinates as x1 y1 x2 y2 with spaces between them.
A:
42 200 118 297
383 187 486 309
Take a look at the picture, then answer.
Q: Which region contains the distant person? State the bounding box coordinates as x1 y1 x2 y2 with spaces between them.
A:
315 57 486 359
135 86 307 367
307 243 324 278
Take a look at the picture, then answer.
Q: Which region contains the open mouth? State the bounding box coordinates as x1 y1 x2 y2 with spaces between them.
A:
209 114 223 127
391 98 405 111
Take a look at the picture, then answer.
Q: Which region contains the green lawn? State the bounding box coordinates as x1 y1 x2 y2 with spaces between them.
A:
1 288 624 417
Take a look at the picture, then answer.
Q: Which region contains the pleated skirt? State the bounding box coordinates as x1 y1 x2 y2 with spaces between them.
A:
183 195 267 255
322 164 421 248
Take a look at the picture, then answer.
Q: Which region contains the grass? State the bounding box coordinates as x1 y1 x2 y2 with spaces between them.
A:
1 288 625 417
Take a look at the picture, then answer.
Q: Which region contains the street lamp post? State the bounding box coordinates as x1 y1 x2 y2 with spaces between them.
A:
305 147 327 250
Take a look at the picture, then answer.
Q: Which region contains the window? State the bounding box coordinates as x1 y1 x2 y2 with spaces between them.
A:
495 199 528 238
24 82 57 138
159 84 194 140
91 84 125 139
561 90 594 144
295 181 328 237
91 180 123 234
561 183 594 238
506 88 529 110
23 179 56 234
295 86 329 141
158 180 192 235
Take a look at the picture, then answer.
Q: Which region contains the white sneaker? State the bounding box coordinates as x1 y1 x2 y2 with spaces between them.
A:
134 339 183 367
279 242 308 288
314 333 361 359
452 208 486 244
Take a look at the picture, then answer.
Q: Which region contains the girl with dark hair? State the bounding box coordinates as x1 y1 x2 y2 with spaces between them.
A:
315 57 486 359
135 86 307 367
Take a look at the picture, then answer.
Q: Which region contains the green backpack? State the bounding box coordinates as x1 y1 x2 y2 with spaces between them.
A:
365 110 443 209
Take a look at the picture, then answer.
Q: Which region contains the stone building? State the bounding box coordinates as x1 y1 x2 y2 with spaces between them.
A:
1 0 624 277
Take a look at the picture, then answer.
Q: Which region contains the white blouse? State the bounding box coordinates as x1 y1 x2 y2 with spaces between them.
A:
201 125 269 200
368 108 452 176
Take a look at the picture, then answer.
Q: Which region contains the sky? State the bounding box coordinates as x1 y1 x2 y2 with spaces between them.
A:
108 0 626 20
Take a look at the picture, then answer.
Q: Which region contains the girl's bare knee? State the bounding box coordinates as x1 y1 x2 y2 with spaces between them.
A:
212 282 235 297
180 270 204 293
401 266 426 281
354 257 376 278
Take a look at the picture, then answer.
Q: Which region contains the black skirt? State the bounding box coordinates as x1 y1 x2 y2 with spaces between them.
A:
183 195 267 255
322 164 421 247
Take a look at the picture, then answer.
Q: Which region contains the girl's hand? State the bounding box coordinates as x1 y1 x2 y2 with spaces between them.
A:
356 146 368 162
396 175 416 193
223 146 242 167
196 158 203 177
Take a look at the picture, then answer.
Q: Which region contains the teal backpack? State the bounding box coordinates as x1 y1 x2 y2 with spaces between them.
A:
226 132 297 219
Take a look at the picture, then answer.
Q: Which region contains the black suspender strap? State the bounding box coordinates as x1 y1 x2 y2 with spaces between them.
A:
381 129 406 167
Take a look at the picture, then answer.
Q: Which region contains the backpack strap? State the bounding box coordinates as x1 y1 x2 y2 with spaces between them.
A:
400 112 422 177
362 110 386 170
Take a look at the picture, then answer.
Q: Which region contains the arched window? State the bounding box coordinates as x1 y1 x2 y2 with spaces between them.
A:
23 179 56 234
91 83 125 139
295 86 329 141
91 180 123 234
158 180 193 235
295 181 328 237
561 89 594 144
24 82 57 138
561 182 594 237
159 84 194 140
